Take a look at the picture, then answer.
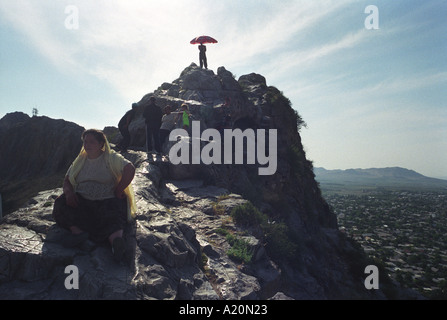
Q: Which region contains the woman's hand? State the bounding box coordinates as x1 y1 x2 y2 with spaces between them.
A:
114 163 135 199
114 187 126 199
63 175 79 207
66 191 79 208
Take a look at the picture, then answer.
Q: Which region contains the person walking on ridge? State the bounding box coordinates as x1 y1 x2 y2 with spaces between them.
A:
176 103 191 133
159 105 177 150
143 97 162 154
118 103 137 152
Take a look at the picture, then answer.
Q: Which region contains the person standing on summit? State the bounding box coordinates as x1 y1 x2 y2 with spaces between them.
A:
199 43 207 69
190 35 216 68
117 103 137 152
143 97 162 154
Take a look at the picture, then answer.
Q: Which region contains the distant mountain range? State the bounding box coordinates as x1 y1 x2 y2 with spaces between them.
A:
314 167 447 189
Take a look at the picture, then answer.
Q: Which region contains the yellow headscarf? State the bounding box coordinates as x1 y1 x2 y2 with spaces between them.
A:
68 137 137 222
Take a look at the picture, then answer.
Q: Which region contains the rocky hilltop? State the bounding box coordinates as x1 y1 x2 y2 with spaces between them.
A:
0 64 418 299
0 113 84 215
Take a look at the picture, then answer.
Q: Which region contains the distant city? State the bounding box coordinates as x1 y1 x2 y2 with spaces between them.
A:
315 167 447 299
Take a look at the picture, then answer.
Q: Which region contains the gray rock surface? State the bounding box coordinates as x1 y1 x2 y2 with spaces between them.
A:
0 151 281 300
0 64 420 300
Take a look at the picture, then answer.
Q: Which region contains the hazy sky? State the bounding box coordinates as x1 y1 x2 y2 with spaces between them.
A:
1 0 446 178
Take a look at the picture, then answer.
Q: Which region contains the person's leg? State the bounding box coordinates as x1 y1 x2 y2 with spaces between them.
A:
146 125 153 152
53 194 86 232
152 126 161 153
52 194 89 247
159 129 168 147
69 226 84 235
108 229 123 244
97 197 127 261
111 233 126 262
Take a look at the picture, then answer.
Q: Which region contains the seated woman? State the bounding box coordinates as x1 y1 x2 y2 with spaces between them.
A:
52 129 137 261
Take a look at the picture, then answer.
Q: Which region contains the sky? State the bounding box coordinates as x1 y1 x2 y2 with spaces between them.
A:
1 0 446 178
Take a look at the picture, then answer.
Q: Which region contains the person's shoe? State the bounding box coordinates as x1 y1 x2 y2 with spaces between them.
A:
62 232 89 248
112 237 126 262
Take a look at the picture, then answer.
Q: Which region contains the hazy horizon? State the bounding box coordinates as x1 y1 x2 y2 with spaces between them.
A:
314 166 447 180
1 1 446 179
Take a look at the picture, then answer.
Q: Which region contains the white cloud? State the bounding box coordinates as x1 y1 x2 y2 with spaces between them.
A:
1 0 445 177
0 0 218 101
213 0 357 73
0 1 78 70
0 0 359 103
359 72 447 97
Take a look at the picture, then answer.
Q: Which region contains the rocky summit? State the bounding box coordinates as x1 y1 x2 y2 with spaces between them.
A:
0 64 418 300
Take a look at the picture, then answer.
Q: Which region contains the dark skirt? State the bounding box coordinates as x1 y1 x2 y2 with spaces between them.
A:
52 193 127 243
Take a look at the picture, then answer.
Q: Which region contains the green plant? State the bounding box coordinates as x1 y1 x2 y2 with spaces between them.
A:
265 86 306 132
231 202 267 227
215 227 254 264
212 202 225 216
263 222 298 260
293 109 307 132
215 227 230 237
200 251 208 271
230 202 299 262
43 201 53 207
226 234 254 264
217 194 230 201
288 143 305 179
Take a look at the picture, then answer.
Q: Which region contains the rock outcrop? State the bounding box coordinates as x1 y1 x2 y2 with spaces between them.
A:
0 114 84 215
0 64 418 300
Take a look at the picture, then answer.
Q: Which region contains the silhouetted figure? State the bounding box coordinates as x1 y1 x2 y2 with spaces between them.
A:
143 97 162 154
118 103 137 152
199 44 207 69
159 105 177 148
176 103 191 133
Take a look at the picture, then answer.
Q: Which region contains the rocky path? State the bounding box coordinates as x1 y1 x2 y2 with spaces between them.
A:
0 151 284 300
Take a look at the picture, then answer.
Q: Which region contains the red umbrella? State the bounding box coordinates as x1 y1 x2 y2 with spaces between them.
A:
190 35 218 45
